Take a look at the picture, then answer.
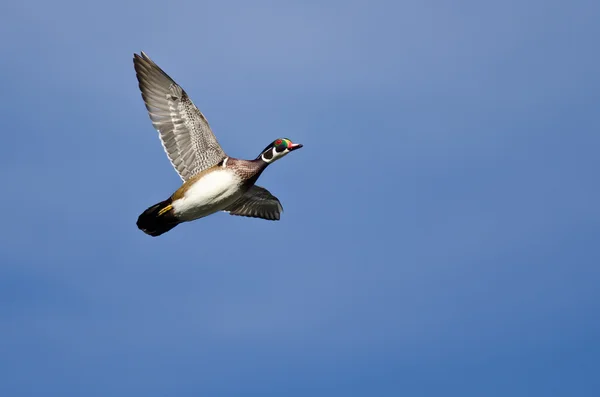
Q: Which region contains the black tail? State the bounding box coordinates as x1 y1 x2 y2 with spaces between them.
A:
136 198 179 237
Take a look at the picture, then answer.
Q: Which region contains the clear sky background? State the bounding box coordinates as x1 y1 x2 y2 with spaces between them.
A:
1 0 599 396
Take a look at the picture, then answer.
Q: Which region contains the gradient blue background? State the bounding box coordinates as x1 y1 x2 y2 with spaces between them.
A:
1 0 599 396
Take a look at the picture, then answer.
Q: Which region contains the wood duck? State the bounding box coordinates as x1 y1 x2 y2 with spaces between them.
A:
133 52 303 237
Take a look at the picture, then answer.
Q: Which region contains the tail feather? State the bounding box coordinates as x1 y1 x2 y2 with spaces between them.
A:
137 198 179 237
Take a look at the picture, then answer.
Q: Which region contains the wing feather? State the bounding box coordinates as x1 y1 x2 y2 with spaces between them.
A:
224 186 283 221
133 52 226 181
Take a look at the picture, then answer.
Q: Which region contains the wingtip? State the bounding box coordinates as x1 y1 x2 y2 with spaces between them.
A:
133 51 149 61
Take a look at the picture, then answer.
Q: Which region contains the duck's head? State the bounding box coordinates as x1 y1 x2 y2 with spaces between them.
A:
258 138 303 163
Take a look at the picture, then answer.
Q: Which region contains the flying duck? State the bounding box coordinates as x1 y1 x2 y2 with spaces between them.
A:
133 52 303 237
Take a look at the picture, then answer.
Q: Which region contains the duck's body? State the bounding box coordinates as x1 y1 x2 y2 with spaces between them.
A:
133 52 302 236
173 166 246 221
168 157 266 223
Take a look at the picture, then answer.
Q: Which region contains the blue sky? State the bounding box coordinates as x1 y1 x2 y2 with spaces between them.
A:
1 0 599 395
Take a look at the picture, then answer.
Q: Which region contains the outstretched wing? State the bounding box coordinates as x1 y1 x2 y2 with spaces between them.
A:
133 52 227 181
224 185 283 221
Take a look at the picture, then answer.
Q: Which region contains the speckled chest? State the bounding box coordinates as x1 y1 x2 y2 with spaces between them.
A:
224 158 266 188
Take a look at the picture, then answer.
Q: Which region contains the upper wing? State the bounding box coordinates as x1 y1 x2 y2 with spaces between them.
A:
133 52 227 181
224 185 283 221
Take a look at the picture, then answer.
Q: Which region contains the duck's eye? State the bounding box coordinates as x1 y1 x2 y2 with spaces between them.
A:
275 139 283 146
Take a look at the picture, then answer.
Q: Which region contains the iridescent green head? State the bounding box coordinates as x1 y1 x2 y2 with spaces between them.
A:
259 138 303 163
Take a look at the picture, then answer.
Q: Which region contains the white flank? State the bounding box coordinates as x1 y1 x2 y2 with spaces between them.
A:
172 170 243 221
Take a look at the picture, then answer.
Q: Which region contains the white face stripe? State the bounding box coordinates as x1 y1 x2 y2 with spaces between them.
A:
261 151 272 163
222 157 229 167
262 147 289 163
